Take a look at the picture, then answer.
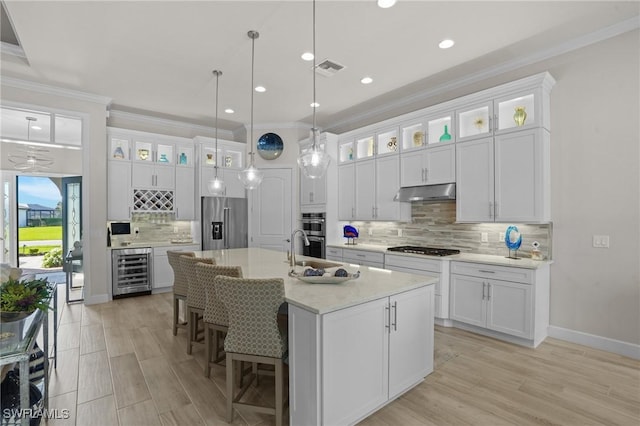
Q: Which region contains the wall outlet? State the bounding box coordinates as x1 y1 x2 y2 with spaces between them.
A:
481 232 488 242
397 229 403 237
593 235 610 248
173 226 179 233
499 232 505 241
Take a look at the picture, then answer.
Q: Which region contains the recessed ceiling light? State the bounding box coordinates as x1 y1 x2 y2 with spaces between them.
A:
301 52 314 61
310 102 320 108
255 86 266 93
378 0 397 8
439 39 455 49
224 108 234 114
361 76 373 84
31 125 42 130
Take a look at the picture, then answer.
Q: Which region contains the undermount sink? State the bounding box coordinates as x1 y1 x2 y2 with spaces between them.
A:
295 259 342 269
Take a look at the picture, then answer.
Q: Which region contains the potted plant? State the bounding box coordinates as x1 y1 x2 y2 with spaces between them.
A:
0 276 52 322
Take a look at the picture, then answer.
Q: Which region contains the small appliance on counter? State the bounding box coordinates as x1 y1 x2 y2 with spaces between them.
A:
343 225 359 245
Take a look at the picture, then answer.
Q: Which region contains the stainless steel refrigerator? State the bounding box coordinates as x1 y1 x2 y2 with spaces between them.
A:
201 197 249 250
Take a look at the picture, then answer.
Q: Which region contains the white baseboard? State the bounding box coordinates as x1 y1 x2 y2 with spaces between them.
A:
548 325 640 360
83 293 110 305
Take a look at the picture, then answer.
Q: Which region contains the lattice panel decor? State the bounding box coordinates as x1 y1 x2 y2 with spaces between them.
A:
133 189 174 212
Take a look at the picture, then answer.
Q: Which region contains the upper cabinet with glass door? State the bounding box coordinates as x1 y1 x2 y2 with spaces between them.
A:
355 134 375 161
457 83 551 143
133 138 175 164
200 139 245 170
175 142 194 167
400 111 454 152
457 101 493 143
375 126 399 157
109 135 131 161
338 137 354 164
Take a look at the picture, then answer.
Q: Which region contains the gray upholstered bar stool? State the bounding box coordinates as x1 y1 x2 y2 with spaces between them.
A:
180 255 215 354
195 262 243 377
167 250 195 336
215 275 288 426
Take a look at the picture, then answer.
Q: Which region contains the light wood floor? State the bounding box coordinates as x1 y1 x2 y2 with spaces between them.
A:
41 290 639 426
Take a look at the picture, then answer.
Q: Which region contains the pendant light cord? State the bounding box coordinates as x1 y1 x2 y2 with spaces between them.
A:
311 0 318 150
213 70 221 178
248 31 259 166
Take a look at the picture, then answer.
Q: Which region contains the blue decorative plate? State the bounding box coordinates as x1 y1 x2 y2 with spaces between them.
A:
505 225 522 251
257 132 284 160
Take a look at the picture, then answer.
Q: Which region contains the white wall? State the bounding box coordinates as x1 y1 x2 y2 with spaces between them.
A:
548 30 639 345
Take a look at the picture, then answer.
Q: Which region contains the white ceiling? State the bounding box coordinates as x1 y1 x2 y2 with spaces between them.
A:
1 1 639 134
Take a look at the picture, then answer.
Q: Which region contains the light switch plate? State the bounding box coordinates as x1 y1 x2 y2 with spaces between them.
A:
368 228 373 236
481 232 488 242
499 232 505 241
397 229 403 237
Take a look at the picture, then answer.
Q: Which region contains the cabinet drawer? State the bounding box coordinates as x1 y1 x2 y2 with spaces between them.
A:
451 261 533 284
385 254 441 273
326 247 343 259
342 249 385 265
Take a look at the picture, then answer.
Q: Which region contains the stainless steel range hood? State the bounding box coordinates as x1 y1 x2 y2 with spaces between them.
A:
394 183 456 203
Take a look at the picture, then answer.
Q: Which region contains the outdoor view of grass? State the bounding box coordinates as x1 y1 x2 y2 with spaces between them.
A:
19 226 62 241
19 225 62 255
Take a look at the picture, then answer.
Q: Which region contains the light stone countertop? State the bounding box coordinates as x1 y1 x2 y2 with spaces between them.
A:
193 248 436 315
329 243 552 269
108 241 199 250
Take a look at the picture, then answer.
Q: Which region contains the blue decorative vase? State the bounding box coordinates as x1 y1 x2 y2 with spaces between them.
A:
505 225 522 259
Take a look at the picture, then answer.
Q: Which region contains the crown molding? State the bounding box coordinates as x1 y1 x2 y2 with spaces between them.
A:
326 16 640 132
243 121 309 132
1 42 26 59
1 76 112 106
109 109 235 140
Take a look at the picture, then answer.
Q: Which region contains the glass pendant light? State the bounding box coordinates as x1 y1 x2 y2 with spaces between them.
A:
297 0 331 179
207 70 226 196
239 30 264 190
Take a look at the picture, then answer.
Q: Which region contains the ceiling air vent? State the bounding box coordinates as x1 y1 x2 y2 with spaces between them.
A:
314 59 345 77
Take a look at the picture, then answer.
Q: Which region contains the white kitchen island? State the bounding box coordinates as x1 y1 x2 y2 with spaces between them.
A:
192 248 437 426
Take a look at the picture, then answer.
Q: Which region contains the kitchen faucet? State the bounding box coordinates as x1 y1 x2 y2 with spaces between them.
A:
290 229 310 267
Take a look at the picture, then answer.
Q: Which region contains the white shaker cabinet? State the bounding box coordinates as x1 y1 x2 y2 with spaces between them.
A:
341 247 385 268
320 285 434 425
107 160 132 220
355 159 376 220
400 144 455 187
353 155 408 221
132 162 175 189
450 261 550 347
337 163 355 221
152 244 200 291
456 128 549 223
384 254 450 321
174 167 195 220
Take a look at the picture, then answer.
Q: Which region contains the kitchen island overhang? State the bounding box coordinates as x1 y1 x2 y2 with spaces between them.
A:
193 248 437 425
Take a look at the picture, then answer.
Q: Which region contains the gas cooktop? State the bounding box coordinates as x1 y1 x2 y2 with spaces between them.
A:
387 246 461 257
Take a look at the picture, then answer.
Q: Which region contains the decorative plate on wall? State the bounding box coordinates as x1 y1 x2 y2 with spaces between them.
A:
257 132 284 160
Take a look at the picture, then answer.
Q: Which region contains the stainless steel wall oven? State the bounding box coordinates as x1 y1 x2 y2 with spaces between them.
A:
301 212 326 258
111 247 152 298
